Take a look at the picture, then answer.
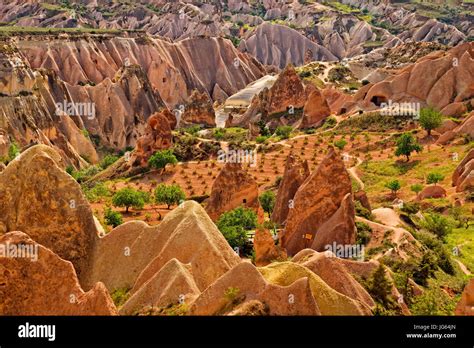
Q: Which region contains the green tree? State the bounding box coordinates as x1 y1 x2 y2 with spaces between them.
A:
8 142 20 161
419 213 452 240
367 264 394 307
154 184 186 209
100 154 119 169
410 183 423 196
385 180 401 196
148 149 178 173
426 172 444 185
259 191 276 215
333 138 347 150
216 207 257 253
395 133 422 162
112 187 147 213
104 207 123 228
275 126 293 139
419 107 443 136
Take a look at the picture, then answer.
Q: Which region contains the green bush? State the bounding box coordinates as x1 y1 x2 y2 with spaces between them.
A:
426 172 444 185
148 149 178 173
275 126 293 139
104 207 123 228
259 191 276 215
100 154 119 169
410 287 456 315
356 221 372 245
419 107 443 136
154 183 186 209
112 187 148 213
8 142 20 161
84 182 111 202
410 183 423 195
333 138 347 150
385 180 401 196
355 201 372 220
216 207 257 255
395 133 422 162
419 213 452 240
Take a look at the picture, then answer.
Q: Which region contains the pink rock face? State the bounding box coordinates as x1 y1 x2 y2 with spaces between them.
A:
271 154 310 225
132 110 174 167
0 145 99 282
205 163 263 222
180 90 216 127
281 147 356 256
301 89 331 128
418 185 447 200
0 231 117 316
455 279 474 316
358 43 474 111
254 228 287 267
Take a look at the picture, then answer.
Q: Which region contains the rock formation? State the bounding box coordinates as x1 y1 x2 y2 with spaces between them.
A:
190 262 321 315
271 154 310 225
301 88 332 128
418 185 447 200
455 279 474 316
282 148 356 255
180 90 216 128
253 228 287 267
205 163 263 221
0 145 99 281
452 149 474 193
292 249 375 310
0 232 116 315
258 262 372 315
239 22 337 68
354 190 372 212
356 43 474 116
131 110 175 167
87 201 241 292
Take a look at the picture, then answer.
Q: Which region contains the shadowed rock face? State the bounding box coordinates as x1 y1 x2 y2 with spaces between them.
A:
180 90 216 128
281 147 355 256
356 43 474 114
254 228 287 267
301 88 331 128
0 232 117 316
0 145 99 281
271 154 310 225
452 149 474 193
131 110 175 167
18 35 265 109
239 22 337 69
205 162 263 221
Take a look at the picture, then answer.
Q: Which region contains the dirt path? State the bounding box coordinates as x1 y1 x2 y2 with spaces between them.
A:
456 260 472 275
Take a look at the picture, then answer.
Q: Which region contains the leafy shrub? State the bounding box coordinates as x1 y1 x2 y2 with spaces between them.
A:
104 207 123 228
385 180 401 195
419 107 443 136
154 184 186 209
426 172 444 185
216 207 257 255
419 213 452 240
148 149 177 173
356 221 372 245
259 191 276 215
100 154 119 169
112 187 148 213
395 133 422 162
275 126 293 139
355 201 372 220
